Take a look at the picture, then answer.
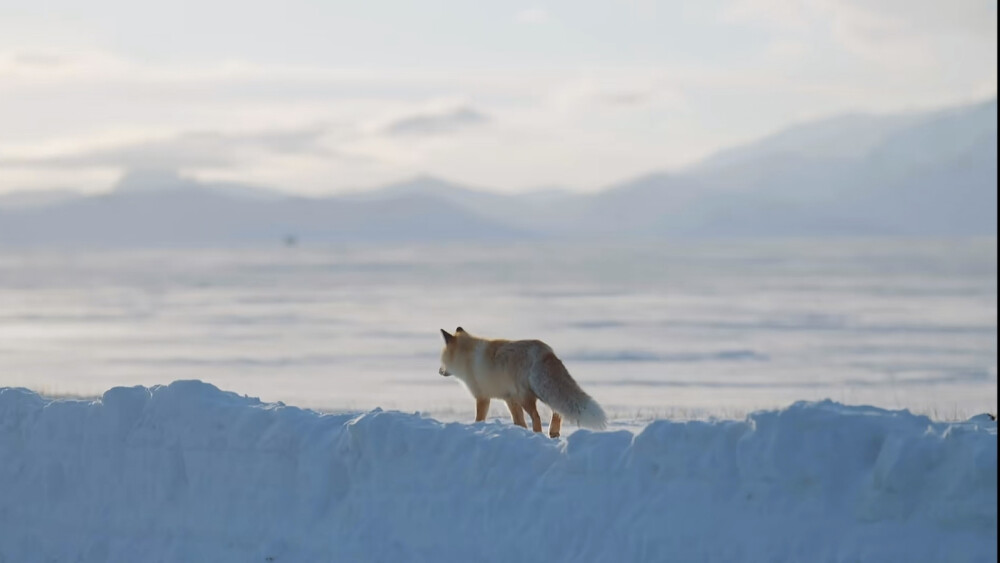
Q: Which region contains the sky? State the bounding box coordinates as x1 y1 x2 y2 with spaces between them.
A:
0 0 996 195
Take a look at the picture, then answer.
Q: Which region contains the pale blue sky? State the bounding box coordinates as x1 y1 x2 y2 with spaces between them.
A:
0 0 995 194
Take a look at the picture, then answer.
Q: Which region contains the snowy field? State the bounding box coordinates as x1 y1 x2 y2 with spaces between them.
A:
0 239 995 421
0 380 995 562
0 239 996 561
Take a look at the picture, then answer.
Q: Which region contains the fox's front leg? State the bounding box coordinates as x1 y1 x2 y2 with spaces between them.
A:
475 398 491 422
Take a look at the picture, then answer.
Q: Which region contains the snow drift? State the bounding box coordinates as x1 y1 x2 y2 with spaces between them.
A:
0 381 995 562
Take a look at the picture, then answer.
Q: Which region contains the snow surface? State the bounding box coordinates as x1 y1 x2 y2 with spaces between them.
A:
1 380 995 562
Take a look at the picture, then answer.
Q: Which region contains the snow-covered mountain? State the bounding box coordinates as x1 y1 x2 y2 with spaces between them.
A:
322 98 998 239
1 98 994 246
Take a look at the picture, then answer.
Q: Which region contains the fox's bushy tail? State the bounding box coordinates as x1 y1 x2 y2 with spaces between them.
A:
529 354 607 430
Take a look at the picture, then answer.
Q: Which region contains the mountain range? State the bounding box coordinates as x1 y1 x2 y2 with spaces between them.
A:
1 98 995 246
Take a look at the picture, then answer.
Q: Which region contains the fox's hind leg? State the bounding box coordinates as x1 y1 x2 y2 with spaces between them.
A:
505 399 527 428
522 397 543 433
475 398 491 422
548 412 562 438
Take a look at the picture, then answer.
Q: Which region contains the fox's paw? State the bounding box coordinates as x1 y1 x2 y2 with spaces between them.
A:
549 432 560 439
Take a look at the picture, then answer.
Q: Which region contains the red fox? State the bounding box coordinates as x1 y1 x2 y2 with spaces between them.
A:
438 327 607 437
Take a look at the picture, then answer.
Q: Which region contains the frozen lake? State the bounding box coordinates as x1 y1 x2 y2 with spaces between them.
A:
0 239 995 424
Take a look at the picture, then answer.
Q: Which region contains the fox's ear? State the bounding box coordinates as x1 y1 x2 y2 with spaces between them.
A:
455 326 465 333
440 329 455 344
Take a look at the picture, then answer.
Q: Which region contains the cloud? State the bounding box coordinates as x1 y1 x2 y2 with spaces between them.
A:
722 0 996 68
0 124 338 171
723 0 995 35
382 106 491 136
763 38 811 63
11 52 65 68
722 0 812 31
547 74 687 113
600 91 653 106
820 0 997 70
0 49 130 82
850 0 996 37
515 7 550 25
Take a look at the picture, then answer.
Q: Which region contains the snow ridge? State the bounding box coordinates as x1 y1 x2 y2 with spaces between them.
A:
0 380 995 562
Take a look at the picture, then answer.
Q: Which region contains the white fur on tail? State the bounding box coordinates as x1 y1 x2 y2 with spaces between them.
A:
529 367 608 430
574 396 608 430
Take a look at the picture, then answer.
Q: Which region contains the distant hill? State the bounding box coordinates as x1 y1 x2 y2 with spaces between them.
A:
0 98 994 246
689 112 922 172
350 98 997 239
111 169 288 201
679 98 998 236
342 175 582 233
0 189 84 210
0 174 524 247
571 98 997 237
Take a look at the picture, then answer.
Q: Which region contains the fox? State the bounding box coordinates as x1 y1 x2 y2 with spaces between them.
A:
438 327 607 437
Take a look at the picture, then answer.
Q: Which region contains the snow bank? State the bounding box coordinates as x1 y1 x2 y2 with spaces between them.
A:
0 381 995 562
